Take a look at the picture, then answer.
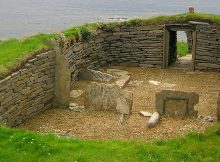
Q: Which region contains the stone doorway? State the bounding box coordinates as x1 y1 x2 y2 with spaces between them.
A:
163 24 196 70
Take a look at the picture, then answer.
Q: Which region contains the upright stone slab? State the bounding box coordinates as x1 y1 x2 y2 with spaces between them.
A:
217 93 220 121
53 40 71 108
84 82 133 114
155 90 199 117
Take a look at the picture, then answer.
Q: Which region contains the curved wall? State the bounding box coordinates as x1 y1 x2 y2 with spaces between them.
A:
0 21 220 126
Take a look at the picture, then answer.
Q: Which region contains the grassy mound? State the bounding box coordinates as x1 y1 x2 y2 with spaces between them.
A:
1 13 220 78
0 124 220 161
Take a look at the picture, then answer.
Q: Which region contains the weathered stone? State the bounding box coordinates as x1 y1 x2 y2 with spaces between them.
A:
217 93 220 121
53 42 71 108
116 90 133 114
155 90 199 117
84 82 133 113
70 90 84 99
79 69 114 82
115 75 130 88
139 111 152 117
147 112 160 128
106 69 130 77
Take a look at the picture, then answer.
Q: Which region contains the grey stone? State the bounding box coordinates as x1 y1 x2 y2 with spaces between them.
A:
115 75 130 89
147 112 160 128
139 111 152 117
69 103 80 110
217 93 220 121
155 90 199 117
106 69 130 77
116 90 133 114
79 69 114 82
53 41 71 108
84 82 133 114
70 90 84 99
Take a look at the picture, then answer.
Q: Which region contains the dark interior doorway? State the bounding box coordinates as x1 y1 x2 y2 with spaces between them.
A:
163 24 196 71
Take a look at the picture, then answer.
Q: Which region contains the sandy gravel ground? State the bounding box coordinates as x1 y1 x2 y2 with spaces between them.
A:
18 67 220 141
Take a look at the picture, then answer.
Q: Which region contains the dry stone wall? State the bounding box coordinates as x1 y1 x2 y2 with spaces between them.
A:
1 21 220 127
62 25 164 84
195 24 220 71
103 25 164 68
0 51 55 126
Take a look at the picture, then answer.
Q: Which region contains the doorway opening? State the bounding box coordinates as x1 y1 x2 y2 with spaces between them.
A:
163 25 196 70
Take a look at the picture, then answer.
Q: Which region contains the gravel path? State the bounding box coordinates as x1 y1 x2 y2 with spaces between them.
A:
18 67 220 141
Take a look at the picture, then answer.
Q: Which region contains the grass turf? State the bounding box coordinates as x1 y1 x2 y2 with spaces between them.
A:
0 124 220 162
0 13 220 77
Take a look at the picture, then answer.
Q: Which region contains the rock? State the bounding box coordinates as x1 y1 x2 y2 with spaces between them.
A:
155 90 199 117
69 103 80 110
128 80 143 87
197 115 215 122
70 90 84 99
84 82 133 114
106 69 130 77
69 103 84 112
149 80 161 85
217 93 220 121
147 112 160 128
79 69 114 82
139 111 152 117
116 90 133 114
115 75 130 88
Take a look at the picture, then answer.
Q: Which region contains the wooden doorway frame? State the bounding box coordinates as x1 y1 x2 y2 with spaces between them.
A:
163 24 196 71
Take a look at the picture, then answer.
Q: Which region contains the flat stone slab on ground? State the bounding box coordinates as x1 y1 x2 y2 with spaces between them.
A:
106 69 130 77
70 90 84 99
79 69 114 82
139 111 152 117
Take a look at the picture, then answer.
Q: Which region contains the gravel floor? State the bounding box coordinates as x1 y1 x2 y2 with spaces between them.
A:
18 67 220 141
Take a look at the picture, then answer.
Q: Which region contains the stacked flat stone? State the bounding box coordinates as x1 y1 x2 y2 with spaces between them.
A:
0 51 55 126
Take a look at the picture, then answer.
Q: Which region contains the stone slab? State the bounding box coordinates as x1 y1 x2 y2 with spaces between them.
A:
155 90 199 117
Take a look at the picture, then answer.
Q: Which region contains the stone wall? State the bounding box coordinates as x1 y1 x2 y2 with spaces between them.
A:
104 26 164 68
0 51 55 126
1 21 220 127
195 24 220 71
62 25 164 84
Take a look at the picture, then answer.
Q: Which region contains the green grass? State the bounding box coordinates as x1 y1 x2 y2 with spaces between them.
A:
177 41 189 57
0 124 220 162
1 13 220 78
0 34 57 78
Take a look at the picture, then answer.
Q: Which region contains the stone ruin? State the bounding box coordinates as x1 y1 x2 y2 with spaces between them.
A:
155 90 199 117
84 82 133 115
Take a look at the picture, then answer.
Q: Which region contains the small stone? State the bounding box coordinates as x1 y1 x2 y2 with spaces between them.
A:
69 103 80 110
149 80 161 86
147 112 160 128
139 111 152 117
128 80 143 87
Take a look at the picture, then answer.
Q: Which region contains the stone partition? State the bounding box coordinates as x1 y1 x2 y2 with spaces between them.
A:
0 51 55 126
155 90 199 117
